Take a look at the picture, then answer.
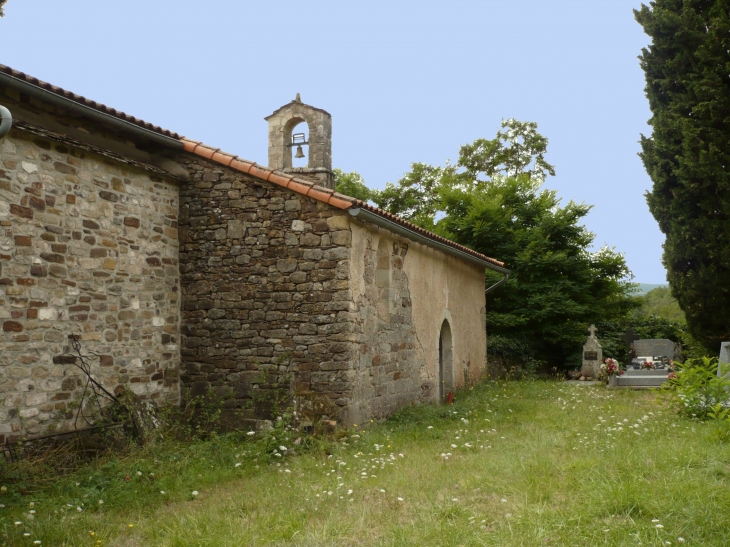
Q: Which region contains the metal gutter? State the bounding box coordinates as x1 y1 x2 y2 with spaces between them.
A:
0 104 11 139
348 206 511 275
0 72 183 150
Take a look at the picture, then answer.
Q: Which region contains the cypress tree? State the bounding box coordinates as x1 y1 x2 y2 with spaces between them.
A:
635 0 730 351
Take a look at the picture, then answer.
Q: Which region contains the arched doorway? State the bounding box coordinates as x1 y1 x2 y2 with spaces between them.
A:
439 319 453 402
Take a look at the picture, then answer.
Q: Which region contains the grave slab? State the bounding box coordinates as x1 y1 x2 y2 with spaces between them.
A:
633 339 678 361
615 375 669 388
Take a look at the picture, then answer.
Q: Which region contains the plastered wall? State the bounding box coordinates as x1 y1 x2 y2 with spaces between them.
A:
347 218 486 424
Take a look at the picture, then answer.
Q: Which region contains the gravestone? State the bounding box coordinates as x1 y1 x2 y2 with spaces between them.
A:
633 339 677 362
581 325 602 379
612 341 675 389
718 342 730 377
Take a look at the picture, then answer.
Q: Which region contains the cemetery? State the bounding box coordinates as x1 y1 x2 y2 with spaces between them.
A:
3 2 730 545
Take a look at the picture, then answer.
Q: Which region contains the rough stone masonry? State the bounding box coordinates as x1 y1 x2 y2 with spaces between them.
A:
0 129 180 443
0 67 504 441
178 153 357 417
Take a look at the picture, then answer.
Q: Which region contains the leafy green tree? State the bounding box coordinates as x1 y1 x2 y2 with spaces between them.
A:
0 0 7 17
333 168 373 203
371 163 443 231
635 1 730 351
375 119 639 368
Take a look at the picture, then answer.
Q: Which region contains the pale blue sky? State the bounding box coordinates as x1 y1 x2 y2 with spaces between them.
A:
0 0 665 282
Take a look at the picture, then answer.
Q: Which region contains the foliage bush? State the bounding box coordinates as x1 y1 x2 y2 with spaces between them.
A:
664 356 729 420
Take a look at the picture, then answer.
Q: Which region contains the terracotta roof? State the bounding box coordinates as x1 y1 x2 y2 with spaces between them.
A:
181 138 505 269
350 200 506 268
0 63 503 269
0 64 181 139
181 139 356 210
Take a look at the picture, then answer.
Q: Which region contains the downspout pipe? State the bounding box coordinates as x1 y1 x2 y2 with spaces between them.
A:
485 271 510 294
348 206 511 277
0 104 11 139
0 72 183 151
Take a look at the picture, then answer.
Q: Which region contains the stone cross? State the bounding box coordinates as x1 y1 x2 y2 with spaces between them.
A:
620 328 640 353
581 326 602 379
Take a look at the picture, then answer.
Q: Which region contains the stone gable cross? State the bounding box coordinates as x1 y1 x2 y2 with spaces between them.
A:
620 328 640 352
588 324 597 338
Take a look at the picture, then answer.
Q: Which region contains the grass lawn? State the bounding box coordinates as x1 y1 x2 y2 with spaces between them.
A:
2 379 730 546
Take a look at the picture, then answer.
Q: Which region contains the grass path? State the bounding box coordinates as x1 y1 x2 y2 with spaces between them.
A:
3 380 730 546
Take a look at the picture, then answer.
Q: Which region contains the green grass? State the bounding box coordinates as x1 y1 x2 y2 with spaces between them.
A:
2 380 730 546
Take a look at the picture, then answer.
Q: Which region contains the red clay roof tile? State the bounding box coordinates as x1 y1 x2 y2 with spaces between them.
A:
247 165 273 180
307 186 334 203
286 179 314 194
0 64 181 139
0 63 503 270
267 173 291 188
229 158 254 173
211 151 234 166
328 194 356 210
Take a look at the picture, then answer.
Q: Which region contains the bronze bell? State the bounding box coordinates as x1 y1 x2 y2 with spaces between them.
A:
295 145 305 159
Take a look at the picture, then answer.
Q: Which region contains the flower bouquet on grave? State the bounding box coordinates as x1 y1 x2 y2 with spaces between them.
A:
599 358 623 382
641 360 655 370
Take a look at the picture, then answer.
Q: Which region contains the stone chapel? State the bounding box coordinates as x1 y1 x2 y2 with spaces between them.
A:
0 64 508 442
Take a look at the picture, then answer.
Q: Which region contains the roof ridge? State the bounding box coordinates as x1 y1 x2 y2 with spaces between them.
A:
180 138 356 210
0 64 181 139
0 64 503 269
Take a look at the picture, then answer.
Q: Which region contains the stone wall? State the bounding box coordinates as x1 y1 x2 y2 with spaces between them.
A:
346 227 425 424
347 222 487 424
177 155 357 419
0 129 180 443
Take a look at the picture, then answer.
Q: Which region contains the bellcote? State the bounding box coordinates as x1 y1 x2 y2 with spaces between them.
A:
265 95 333 189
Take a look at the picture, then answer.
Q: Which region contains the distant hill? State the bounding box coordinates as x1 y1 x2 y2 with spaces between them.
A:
635 286 686 323
633 283 667 296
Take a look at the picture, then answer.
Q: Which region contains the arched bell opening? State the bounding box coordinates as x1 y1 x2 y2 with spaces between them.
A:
283 117 310 169
439 319 454 402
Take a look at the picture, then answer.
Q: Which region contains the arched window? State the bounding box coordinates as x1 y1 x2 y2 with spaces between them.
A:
376 238 391 321
439 319 453 401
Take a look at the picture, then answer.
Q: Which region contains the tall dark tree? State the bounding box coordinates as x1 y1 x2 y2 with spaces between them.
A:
635 1 730 351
